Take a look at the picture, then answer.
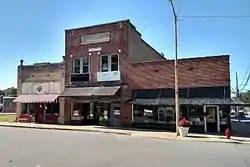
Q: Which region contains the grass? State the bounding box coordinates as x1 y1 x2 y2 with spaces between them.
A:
0 114 16 122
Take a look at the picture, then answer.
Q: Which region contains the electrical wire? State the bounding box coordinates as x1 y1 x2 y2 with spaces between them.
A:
239 64 250 88
179 15 250 20
240 72 250 91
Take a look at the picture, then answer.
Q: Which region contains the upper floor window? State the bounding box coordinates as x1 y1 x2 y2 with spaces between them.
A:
111 54 119 71
73 57 90 74
100 54 119 72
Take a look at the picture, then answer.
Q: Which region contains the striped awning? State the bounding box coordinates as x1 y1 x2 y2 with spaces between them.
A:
13 94 59 103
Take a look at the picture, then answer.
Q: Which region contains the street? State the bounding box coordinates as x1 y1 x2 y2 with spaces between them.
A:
0 127 249 167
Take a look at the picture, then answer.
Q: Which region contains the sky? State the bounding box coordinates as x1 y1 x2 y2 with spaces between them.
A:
0 0 249 92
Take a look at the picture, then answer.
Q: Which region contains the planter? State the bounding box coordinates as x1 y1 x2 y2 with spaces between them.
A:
179 127 190 137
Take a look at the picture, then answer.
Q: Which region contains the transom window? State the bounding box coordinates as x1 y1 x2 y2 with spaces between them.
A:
100 54 119 72
73 57 90 74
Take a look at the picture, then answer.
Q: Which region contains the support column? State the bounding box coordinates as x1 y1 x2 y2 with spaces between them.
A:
110 102 114 125
58 97 65 124
203 105 207 133
16 103 22 118
90 102 94 119
217 106 220 132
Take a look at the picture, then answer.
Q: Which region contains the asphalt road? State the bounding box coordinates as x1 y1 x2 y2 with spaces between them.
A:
0 127 250 167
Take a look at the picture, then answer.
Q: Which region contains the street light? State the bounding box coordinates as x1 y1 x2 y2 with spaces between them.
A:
169 0 180 135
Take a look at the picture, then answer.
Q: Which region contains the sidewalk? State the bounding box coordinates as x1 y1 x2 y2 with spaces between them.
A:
0 122 250 144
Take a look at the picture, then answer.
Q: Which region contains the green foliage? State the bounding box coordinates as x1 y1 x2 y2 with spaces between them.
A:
241 90 250 103
2 87 17 97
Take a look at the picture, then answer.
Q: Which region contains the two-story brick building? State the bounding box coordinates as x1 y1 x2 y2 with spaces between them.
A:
58 20 231 133
59 20 165 126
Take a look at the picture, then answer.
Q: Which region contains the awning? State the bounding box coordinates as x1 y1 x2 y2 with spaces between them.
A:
60 86 120 97
132 98 232 106
13 94 59 103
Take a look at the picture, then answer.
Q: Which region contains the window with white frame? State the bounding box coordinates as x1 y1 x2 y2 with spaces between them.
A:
100 54 119 72
73 57 90 74
111 54 119 71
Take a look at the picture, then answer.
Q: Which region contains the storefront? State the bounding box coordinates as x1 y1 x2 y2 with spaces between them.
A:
131 87 231 133
60 86 122 126
14 94 60 124
132 102 230 133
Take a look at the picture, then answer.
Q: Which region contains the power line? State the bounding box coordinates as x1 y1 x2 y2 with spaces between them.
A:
240 72 250 91
179 15 250 20
239 64 250 88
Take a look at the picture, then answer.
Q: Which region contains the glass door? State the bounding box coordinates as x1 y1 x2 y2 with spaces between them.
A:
158 109 166 124
204 106 219 132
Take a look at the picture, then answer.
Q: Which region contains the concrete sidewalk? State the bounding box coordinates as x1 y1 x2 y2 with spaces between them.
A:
0 122 250 144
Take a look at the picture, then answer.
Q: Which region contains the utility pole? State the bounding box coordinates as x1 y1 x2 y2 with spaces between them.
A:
236 72 239 98
236 72 240 121
169 0 180 135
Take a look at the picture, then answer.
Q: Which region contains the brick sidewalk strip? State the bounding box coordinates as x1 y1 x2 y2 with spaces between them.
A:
0 122 250 144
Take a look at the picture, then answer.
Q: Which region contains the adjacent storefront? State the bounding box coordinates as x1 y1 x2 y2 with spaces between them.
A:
60 86 122 126
14 82 61 123
131 87 231 133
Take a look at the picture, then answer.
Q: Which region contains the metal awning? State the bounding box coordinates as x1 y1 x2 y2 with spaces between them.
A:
60 86 120 97
13 94 59 103
132 98 232 106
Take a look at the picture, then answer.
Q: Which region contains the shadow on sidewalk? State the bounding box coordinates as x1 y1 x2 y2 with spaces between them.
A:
98 126 171 133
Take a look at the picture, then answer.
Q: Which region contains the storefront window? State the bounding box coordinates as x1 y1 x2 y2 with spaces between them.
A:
188 106 204 125
133 105 157 123
72 103 83 117
99 103 111 125
219 106 230 125
46 103 59 115
21 103 35 115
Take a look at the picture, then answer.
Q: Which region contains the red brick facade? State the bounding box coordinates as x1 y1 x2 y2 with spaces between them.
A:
127 55 230 89
65 20 130 86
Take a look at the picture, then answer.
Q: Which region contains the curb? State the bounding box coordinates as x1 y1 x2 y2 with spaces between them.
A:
0 124 132 136
176 137 249 145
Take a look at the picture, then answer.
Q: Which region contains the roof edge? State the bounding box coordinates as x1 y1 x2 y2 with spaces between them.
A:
130 54 230 65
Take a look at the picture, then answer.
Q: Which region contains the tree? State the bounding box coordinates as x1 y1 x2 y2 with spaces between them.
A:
241 90 250 103
2 87 17 97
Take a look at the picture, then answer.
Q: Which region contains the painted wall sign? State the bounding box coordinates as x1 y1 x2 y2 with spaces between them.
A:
81 32 110 45
22 82 62 95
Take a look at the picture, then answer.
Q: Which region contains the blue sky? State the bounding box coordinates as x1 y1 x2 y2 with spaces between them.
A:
0 0 249 92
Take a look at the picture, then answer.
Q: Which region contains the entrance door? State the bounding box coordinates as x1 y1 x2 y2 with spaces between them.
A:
204 106 219 132
93 102 102 125
158 109 166 124
35 103 44 123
